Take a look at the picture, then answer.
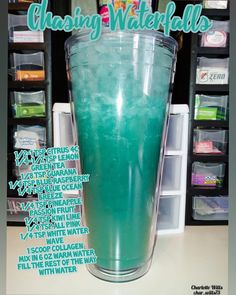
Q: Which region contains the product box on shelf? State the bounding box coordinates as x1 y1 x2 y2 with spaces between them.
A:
192 196 229 221
9 52 45 81
8 14 44 43
196 57 229 85
98 0 153 24
194 94 228 120
200 20 229 48
13 125 46 150
193 129 228 154
191 162 226 188
202 0 228 9
10 91 46 118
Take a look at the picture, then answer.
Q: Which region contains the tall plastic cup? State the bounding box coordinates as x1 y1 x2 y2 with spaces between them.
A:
65 30 177 282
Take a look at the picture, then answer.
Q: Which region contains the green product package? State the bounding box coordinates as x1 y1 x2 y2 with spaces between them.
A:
14 104 46 118
195 107 218 120
194 94 228 120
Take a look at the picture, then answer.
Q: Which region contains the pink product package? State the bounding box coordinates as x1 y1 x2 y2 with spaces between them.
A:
201 20 229 48
99 0 152 24
194 141 222 154
192 173 217 187
201 31 227 48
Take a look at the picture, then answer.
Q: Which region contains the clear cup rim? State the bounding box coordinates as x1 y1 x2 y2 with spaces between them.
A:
65 28 178 53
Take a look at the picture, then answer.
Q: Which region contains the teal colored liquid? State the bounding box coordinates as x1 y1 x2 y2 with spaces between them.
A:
68 34 175 272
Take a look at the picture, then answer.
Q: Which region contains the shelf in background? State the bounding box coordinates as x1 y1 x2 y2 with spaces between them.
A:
193 120 229 128
186 219 228 226
186 12 230 226
7 188 19 198
160 190 182 196
7 153 15 162
202 8 229 17
197 47 229 57
7 1 53 226
8 81 47 90
188 187 228 196
7 189 38 199
195 84 229 93
8 117 47 126
8 3 31 11
7 221 25 227
7 190 37 199
7 189 37 199
165 150 184 156
8 43 46 51
192 154 228 162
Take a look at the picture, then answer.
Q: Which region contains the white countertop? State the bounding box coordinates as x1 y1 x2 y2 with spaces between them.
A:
7 226 228 295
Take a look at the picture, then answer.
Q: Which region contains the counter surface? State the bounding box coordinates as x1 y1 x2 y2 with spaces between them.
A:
7 226 228 295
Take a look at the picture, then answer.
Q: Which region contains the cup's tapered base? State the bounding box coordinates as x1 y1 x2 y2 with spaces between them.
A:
86 258 152 283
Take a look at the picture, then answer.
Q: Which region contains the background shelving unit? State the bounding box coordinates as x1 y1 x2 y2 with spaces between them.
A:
186 5 229 226
157 104 189 235
7 1 52 226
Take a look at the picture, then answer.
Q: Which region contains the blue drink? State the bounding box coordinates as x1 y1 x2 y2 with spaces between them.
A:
65 30 177 282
